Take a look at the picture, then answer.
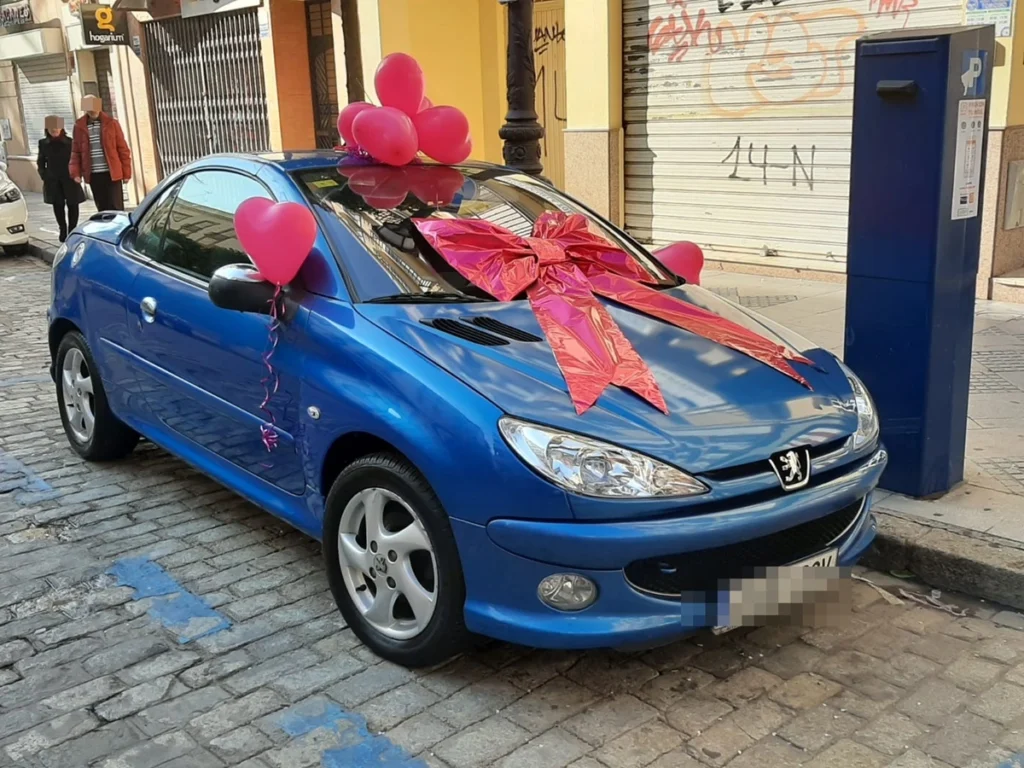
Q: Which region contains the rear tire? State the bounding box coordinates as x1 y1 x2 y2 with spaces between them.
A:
323 453 469 668
55 331 139 461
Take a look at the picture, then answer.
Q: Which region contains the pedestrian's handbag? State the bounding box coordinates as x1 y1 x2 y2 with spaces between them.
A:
74 183 86 205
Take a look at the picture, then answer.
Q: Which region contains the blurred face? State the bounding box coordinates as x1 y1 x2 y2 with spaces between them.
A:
45 116 63 137
82 96 101 118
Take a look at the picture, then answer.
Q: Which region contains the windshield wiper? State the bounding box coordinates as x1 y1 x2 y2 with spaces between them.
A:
366 292 489 304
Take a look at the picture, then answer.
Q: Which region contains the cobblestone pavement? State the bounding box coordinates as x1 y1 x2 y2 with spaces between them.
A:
4 252 1024 768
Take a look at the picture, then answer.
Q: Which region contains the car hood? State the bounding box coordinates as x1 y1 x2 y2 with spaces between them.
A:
359 285 858 474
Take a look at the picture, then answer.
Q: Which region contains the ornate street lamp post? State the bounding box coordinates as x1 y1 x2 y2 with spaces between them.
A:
498 0 544 176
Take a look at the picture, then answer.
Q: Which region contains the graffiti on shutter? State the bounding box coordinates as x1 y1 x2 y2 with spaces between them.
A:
623 0 961 272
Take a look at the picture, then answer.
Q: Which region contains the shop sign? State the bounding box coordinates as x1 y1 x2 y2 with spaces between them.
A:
0 1 32 28
82 4 129 45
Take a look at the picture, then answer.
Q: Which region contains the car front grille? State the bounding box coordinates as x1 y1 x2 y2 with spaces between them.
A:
623 498 865 599
701 436 849 483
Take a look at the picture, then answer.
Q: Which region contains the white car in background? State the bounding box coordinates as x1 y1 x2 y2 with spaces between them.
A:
0 168 28 255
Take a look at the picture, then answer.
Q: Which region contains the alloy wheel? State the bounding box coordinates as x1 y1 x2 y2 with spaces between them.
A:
62 347 95 443
337 487 438 640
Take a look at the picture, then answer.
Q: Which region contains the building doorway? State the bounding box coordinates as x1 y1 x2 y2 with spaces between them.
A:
306 0 338 149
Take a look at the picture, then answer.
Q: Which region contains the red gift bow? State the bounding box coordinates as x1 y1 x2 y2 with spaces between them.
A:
413 212 812 414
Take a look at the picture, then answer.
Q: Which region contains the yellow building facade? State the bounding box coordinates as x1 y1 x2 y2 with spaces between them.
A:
47 0 1024 300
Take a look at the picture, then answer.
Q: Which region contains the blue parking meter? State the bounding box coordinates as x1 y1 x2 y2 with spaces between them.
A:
844 25 994 498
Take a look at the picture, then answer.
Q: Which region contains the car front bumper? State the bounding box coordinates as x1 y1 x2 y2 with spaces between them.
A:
452 447 886 650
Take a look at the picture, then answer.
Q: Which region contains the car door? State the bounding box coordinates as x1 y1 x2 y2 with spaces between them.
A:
123 168 307 495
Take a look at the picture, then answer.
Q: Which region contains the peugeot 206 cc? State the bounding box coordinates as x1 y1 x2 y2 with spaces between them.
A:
47 153 886 667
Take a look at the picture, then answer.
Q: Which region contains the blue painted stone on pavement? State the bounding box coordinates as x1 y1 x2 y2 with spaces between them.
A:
1000 755 1024 768
108 556 231 643
275 697 425 767
0 447 59 505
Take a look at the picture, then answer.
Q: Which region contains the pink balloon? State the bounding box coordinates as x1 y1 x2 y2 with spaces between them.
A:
419 96 433 112
375 53 425 117
655 241 704 285
352 106 418 166
233 198 318 287
413 106 472 164
337 102 374 146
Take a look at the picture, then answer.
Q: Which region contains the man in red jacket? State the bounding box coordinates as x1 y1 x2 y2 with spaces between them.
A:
70 95 131 211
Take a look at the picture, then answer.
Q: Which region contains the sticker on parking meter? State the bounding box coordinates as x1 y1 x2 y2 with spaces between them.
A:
952 99 986 220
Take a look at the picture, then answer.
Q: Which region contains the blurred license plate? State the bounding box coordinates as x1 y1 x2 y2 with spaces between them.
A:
711 548 839 635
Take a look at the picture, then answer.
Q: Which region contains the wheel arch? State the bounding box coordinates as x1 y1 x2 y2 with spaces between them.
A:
48 317 82 366
320 431 418 499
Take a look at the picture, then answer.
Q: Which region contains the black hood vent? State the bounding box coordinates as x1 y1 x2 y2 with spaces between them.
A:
467 317 543 342
421 317 544 347
423 318 509 346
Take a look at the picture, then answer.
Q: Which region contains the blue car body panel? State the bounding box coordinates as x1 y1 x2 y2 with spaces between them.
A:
48 152 884 650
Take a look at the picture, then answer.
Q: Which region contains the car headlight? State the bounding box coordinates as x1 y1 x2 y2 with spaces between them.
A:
499 417 708 498
0 186 22 204
839 362 879 449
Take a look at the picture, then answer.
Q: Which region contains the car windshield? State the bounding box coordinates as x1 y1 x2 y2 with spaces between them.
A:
292 163 677 302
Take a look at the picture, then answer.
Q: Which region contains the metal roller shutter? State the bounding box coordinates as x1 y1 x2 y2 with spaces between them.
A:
623 0 962 273
17 55 76 151
145 8 271 176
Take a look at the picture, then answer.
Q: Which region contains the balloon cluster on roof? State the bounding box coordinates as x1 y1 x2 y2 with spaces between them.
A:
337 53 472 167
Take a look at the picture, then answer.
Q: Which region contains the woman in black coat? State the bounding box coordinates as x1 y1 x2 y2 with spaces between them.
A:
37 116 84 243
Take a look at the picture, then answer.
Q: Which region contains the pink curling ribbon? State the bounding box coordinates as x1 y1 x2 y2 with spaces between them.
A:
259 286 283 453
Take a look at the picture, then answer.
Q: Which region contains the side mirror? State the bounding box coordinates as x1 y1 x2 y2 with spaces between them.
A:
208 264 282 316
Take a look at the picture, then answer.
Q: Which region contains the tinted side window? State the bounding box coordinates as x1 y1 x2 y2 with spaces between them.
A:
134 182 180 260
158 171 272 281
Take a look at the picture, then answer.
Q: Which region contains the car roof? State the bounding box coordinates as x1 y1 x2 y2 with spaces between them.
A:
194 151 511 175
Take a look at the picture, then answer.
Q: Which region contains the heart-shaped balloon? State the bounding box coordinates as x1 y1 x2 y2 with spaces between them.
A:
337 101 374 147
654 241 704 285
413 106 472 164
375 53 426 117
352 106 419 167
233 198 318 286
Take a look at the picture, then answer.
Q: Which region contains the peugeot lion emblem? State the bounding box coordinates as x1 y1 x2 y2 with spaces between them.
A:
769 446 811 491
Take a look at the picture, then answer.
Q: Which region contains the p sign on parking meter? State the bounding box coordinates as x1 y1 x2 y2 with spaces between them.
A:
954 50 989 221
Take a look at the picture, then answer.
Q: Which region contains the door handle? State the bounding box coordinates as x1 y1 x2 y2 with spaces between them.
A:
140 297 157 323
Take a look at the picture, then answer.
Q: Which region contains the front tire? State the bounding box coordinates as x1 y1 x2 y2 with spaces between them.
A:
55 331 139 461
323 453 469 667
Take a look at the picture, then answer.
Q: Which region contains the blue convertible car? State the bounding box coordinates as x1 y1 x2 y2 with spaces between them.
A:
48 152 885 667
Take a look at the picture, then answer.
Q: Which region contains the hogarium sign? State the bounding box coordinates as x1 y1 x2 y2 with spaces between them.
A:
81 4 129 45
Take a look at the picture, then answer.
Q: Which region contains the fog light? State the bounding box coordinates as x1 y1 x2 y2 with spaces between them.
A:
537 574 597 612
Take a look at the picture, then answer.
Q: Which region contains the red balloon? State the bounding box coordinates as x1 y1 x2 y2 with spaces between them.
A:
407 166 465 207
375 53 426 117
337 102 373 147
655 241 704 285
352 106 419 167
413 106 471 165
233 198 317 286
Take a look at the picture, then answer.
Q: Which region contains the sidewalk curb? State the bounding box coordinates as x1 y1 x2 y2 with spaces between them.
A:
865 510 1024 611
27 239 56 265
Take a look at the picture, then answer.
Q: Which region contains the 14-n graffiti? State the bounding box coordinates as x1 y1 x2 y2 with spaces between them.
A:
720 136 816 190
